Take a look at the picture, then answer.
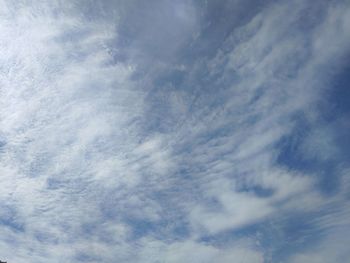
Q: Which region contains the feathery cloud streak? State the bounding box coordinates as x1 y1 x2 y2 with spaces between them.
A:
0 0 350 262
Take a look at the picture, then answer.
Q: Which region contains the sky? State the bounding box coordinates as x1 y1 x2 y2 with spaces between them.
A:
0 0 349 262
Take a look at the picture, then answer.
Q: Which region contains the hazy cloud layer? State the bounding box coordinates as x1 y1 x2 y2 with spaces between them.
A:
0 0 349 262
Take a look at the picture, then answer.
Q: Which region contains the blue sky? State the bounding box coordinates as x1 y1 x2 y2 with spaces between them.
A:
0 0 349 262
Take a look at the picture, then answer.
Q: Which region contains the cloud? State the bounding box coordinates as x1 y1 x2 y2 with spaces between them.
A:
137 238 264 263
0 0 349 262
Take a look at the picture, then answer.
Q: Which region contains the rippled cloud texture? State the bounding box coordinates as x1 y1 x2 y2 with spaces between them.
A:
0 0 350 262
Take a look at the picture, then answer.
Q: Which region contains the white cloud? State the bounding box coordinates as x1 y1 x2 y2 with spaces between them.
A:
0 0 349 262
138 238 264 263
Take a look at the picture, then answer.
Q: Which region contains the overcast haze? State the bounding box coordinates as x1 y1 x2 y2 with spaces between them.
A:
0 0 350 262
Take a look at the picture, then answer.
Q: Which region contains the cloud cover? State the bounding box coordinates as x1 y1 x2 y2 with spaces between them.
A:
0 0 349 262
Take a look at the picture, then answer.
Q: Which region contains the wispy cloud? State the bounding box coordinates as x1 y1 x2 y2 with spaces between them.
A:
0 0 349 262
